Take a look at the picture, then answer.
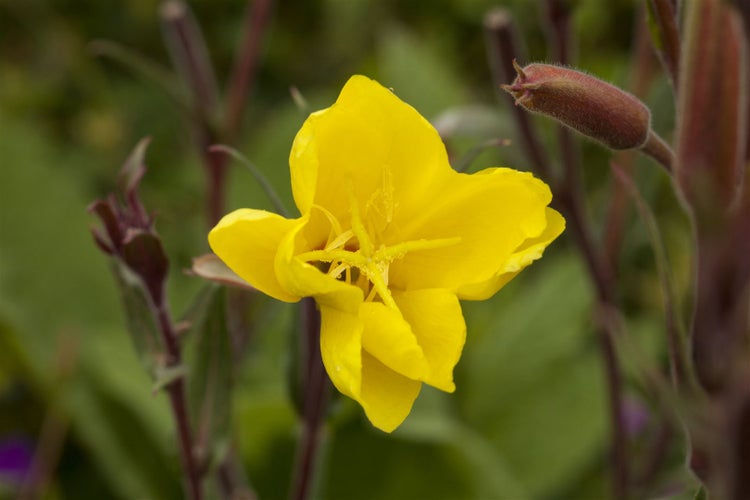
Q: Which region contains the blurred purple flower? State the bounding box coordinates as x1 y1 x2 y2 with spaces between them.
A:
622 397 650 437
0 437 33 486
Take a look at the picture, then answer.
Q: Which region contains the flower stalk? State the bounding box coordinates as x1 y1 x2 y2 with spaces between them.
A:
160 0 275 225
290 298 329 500
540 4 630 498
89 140 203 500
483 9 553 180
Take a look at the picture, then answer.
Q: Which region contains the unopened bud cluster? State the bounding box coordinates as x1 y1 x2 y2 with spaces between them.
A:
503 62 651 151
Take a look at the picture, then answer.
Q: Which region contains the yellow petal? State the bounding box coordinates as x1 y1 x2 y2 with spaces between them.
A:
289 75 450 234
360 302 429 380
359 351 422 433
457 208 566 300
208 209 300 303
389 168 557 294
319 304 363 400
274 211 363 313
393 289 465 392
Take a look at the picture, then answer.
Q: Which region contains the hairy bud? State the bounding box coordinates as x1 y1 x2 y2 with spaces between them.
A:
502 62 651 150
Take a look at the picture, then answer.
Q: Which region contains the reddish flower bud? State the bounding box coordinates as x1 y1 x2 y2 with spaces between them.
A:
88 138 169 305
502 62 652 150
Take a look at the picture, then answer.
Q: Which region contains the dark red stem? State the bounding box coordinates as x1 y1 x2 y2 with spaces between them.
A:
225 0 275 141
290 298 329 500
542 3 628 496
483 9 554 180
155 301 202 500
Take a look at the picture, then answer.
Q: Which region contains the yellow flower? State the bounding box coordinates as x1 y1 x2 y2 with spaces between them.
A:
209 75 564 432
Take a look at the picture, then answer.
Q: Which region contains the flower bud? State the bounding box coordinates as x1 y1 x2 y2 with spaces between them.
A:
502 62 652 150
88 138 169 304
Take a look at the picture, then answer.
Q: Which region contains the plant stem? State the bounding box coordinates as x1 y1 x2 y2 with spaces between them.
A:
225 0 275 141
211 0 275 225
155 302 203 500
18 335 77 500
543 3 629 497
290 298 329 500
557 175 629 500
485 19 628 492
161 1 220 123
217 447 257 500
604 9 660 272
483 8 554 180
640 130 675 172
206 145 228 225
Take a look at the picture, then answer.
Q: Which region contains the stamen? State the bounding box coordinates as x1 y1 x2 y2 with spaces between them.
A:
364 285 378 302
311 204 343 236
325 229 354 251
328 262 348 279
348 185 374 256
303 195 460 311
297 249 368 268
375 236 461 261
362 262 397 309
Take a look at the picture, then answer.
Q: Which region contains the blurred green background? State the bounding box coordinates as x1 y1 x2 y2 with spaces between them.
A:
0 0 696 498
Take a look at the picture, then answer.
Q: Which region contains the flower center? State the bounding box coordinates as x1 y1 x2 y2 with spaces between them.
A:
297 198 459 308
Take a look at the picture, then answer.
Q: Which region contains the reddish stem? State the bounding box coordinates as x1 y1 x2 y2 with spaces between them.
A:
225 0 275 141
290 298 329 500
155 303 203 500
542 3 628 496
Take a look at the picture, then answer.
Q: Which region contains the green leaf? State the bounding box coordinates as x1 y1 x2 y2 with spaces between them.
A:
645 0 664 52
377 25 465 119
0 113 120 368
151 363 188 394
397 404 530 499
210 145 290 217
694 486 707 500
459 254 607 497
185 286 233 470
117 136 151 195
110 260 163 377
323 417 478 500
89 39 189 109
611 165 693 391
64 359 180 499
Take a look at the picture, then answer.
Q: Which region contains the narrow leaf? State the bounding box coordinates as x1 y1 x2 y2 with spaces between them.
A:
89 39 189 108
117 137 151 197
185 287 233 470
611 163 693 391
208 145 289 216
111 260 163 377
152 363 188 394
